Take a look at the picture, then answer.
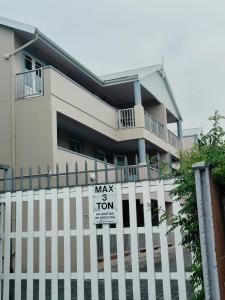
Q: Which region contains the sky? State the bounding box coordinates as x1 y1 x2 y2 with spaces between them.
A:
1 0 225 132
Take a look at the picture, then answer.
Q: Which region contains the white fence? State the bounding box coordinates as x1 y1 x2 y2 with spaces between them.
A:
0 180 192 300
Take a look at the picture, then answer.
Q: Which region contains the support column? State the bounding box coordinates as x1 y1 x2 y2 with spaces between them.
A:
177 119 183 139
138 139 146 163
133 80 142 105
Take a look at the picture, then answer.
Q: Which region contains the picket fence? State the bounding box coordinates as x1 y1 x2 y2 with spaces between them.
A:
0 179 192 300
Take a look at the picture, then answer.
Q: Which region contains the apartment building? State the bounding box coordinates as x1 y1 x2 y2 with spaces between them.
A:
183 128 202 151
0 16 183 174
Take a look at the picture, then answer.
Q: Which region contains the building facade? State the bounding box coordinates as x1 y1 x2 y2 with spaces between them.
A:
0 16 183 174
183 128 202 151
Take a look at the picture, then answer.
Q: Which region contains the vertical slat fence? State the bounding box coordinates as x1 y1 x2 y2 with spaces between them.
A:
0 179 192 300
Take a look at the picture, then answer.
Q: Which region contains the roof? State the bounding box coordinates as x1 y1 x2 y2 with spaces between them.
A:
101 64 162 81
101 65 182 120
0 16 182 120
0 16 35 34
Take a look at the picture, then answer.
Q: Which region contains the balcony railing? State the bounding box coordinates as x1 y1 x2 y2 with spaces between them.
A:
118 108 135 128
16 68 43 98
168 129 181 149
144 112 166 140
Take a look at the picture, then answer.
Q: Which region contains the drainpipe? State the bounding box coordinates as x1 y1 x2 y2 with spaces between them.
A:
2 33 39 172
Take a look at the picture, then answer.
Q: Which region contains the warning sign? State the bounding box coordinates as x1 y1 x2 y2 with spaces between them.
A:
93 184 117 224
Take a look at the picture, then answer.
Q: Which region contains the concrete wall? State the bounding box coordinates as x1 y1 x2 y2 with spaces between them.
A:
145 103 167 125
183 136 196 151
14 70 54 172
0 27 14 166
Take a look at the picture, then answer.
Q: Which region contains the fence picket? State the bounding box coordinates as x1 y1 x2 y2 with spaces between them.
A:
128 182 141 299
15 191 22 298
27 190 34 300
88 186 99 299
0 204 4 300
142 181 156 299
63 188 71 299
157 180 171 299
116 184 126 299
3 194 11 300
51 189 58 300
173 194 187 299
76 186 84 300
103 223 112 300
39 190 46 300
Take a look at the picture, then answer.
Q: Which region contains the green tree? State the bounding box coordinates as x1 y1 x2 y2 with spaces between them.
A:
161 111 225 299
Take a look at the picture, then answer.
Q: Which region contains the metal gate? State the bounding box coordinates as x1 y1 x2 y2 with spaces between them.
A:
0 180 192 299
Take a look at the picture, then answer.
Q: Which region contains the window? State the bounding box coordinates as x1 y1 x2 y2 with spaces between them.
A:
114 155 125 166
95 149 105 161
35 62 43 77
24 55 32 70
69 138 83 154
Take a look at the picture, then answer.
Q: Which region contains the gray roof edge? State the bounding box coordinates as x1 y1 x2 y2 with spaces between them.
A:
101 64 162 81
0 16 36 34
0 16 105 85
162 69 182 121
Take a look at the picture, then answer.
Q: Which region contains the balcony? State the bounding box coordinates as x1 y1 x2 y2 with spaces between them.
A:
15 68 181 152
168 129 181 149
118 108 181 150
16 69 43 98
144 111 166 140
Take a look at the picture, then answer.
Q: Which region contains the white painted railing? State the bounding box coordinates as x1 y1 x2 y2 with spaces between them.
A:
118 108 135 128
168 129 181 149
0 180 192 299
16 68 43 98
144 111 166 140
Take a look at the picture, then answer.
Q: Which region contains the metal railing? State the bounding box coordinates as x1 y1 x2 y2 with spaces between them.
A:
144 112 166 140
168 129 181 149
0 162 161 193
16 68 43 98
118 108 135 129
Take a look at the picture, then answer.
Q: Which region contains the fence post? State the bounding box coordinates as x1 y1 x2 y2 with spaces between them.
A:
3 166 13 192
38 165 41 189
19 167 24 191
47 165 50 189
104 159 108 183
85 161 88 185
114 157 118 182
29 166 32 190
75 162 78 185
66 163 69 186
94 159 98 184
56 164 59 187
192 162 220 300
135 154 139 181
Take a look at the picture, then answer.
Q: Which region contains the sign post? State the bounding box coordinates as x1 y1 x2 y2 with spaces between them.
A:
93 184 117 224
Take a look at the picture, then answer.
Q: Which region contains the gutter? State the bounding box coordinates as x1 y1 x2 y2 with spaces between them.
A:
3 31 39 59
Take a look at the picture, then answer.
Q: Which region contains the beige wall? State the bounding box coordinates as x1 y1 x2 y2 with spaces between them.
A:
0 27 15 166
145 103 167 125
183 136 196 151
14 70 54 172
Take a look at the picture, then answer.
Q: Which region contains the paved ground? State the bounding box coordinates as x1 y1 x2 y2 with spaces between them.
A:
15 248 193 299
